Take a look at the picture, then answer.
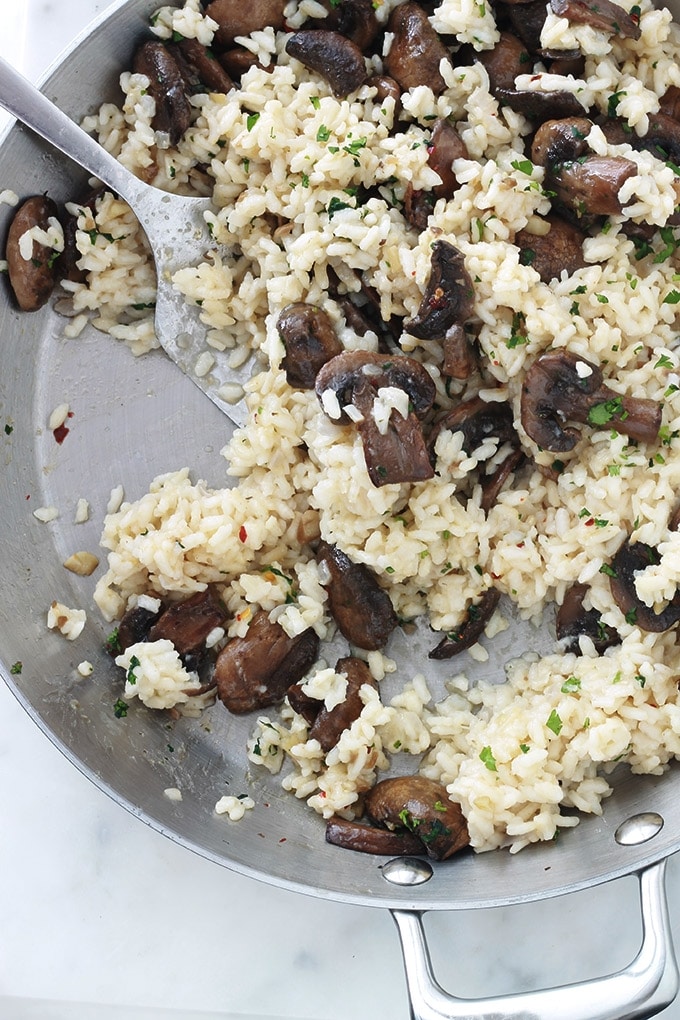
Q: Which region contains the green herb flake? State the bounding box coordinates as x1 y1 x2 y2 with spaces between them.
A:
327 196 351 219
246 112 260 131
663 289 680 305
310 95 321 109
656 354 674 369
561 676 581 694
105 628 122 655
587 396 624 426
479 745 497 771
10 661 22 675
398 808 421 831
519 743 530 753
316 124 331 142
546 709 563 736
599 563 617 577
113 698 129 719
511 158 534 176
4 423 13 436
126 654 141 686
635 673 646 688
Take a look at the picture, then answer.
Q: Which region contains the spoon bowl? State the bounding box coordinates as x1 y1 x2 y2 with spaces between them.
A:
0 55 249 425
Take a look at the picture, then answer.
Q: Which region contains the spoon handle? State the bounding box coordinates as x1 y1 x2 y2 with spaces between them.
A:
0 55 145 207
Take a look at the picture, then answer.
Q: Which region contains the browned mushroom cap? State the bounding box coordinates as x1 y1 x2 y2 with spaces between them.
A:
514 215 587 283
531 117 593 168
168 37 235 94
405 241 475 341
366 74 403 118
428 118 469 200
316 351 436 486
133 41 192 146
277 303 343 389
307 657 377 751
317 541 398 650
306 0 380 52
505 0 550 53
550 0 641 38
520 351 662 453
204 0 286 48
148 587 226 666
6 195 61 312
114 602 162 653
441 323 476 380
553 156 637 218
325 815 425 855
384 3 451 95
556 582 619 653
477 31 530 93
215 610 320 713
608 540 680 632
429 588 501 659
364 776 470 860
217 47 264 80
285 30 368 97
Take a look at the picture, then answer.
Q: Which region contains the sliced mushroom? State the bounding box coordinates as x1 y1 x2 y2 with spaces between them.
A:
114 602 162 653
317 541 398 650
168 37 235 94
217 47 263 80
215 610 320 713
384 3 451 96
429 588 501 659
505 0 551 53
316 351 436 487
556 582 619 652
531 117 593 168
608 540 680 632
307 657 377 751
514 215 587 283
149 587 226 667
441 323 477 380
366 74 403 119
550 0 641 39
403 183 435 231
365 776 470 860
133 41 192 145
552 155 637 219
306 0 380 52
479 446 526 512
204 0 286 48
325 815 425 855
285 30 368 97
6 195 61 311
520 351 662 453
638 112 680 166
477 31 530 93
428 118 469 200
405 241 475 341
277 303 343 389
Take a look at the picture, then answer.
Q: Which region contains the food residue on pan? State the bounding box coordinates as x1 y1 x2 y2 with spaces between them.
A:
6 0 680 857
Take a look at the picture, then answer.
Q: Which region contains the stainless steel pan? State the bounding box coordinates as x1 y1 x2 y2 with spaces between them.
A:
1 3 679 1016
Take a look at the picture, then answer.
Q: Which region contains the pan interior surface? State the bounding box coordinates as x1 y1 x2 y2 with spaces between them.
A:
1 0 680 913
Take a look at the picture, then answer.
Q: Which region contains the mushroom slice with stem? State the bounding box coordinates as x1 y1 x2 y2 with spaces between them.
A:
364 776 470 860
214 610 320 713
608 539 680 633
133 41 192 146
428 118 470 201
285 30 368 97
149 586 226 670
550 0 641 39
306 657 377 751
325 815 425 856
277 303 343 389
317 541 398 651
405 241 475 342
6 195 62 312
556 582 620 653
520 351 662 453
315 351 436 487
204 0 286 48
384 3 451 95
429 588 501 659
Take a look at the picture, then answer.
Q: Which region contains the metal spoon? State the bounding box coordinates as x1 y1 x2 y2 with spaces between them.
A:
0 55 248 425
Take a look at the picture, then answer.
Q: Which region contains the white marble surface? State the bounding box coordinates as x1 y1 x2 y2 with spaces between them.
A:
4 3 680 1019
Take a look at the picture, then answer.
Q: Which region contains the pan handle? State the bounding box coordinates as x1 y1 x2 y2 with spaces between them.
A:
391 858 678 1020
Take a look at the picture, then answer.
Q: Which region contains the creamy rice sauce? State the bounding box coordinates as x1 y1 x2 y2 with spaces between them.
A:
49 0 680 852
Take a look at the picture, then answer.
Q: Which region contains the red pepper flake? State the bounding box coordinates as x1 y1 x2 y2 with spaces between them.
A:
279 837 287 843
585 518 594 527
53 411 74 445
238 525 248 543
516 541 525 548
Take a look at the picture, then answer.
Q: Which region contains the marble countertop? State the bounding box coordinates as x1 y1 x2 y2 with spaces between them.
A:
3 3 680 1018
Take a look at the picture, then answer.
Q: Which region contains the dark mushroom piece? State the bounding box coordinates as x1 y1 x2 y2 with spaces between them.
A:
305 0 380 52
305 657 377 751
315 351 436 487
550 0 641 39
285 30 368 97
405 241 475 341
520 350 662 453
505 0 550 53
217 47 264 81
277 303 343 389
531 116 593 168
204 0 286 48
428 118 470 200
364 776 470 860
167 37 235 94
556 582 619 652
133 41 192 146
608 539 680 632
514 214 588 283
149 587 226 668
366 74 403 120
317 541 398 650
429 588 501 659
114 602 162 653
384 3 451 96
660 86 680 122
6 195 61 311
403 183 435 232
215 610 320 713
638 112 680 166
325 815 425 855
479 446 526 512
477 31 530 93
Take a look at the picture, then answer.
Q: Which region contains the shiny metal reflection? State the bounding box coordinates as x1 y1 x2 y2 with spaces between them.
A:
382 857 434 886
615 812 664 846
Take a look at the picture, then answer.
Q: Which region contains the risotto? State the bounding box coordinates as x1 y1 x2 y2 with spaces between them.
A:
17 0 680 854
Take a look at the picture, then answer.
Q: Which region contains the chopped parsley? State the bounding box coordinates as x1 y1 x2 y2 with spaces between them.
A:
587 396 624 426
113 698 129 718
546 709 563 736
246 112 260 131
10 661 22 675
126 654 141 686
479 745 497 771
561 676 581 694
